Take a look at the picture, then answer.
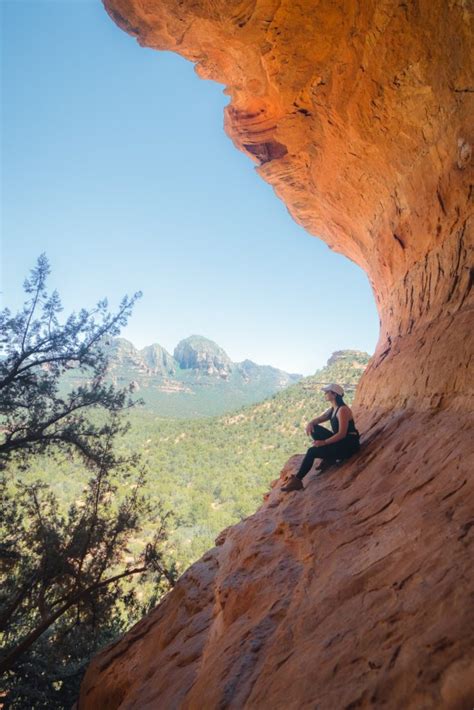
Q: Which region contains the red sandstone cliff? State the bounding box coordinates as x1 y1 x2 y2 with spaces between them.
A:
78 1 473 707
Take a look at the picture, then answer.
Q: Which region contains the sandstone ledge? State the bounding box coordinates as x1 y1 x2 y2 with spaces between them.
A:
79 409 474 708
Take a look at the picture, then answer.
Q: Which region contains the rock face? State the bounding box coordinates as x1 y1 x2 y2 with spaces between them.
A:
140 343 177 375
100 338 177 377
104 337 146 372
78 1 473 708
99 0 472 419
326 349 368 369
174 335 233 377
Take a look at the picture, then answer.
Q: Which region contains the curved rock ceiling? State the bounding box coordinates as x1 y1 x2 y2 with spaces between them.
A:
100 0 472 418
78 2 473 708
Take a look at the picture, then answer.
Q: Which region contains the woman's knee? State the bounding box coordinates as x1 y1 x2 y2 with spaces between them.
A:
311 426 332 442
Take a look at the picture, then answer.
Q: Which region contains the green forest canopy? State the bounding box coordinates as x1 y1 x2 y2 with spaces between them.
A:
24 350 370 573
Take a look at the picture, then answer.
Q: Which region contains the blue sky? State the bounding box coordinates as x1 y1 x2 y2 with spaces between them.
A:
1 0 379 375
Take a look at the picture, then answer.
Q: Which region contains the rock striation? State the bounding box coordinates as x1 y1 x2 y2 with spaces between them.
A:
78 1 473 708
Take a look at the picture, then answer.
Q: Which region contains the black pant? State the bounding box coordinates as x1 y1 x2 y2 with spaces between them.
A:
295 424 360 480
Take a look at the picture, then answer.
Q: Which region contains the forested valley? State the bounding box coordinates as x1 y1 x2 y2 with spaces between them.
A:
23 350 370 571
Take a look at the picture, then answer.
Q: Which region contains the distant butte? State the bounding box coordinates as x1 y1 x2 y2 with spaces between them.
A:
78 2 473 708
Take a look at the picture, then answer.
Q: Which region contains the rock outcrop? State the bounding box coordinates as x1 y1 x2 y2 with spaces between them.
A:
78 1 473 708
64 335 303 416
141 343 177 375
174 335 234 377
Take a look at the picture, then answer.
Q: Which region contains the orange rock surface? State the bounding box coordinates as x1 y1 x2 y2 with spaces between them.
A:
78 1 473 707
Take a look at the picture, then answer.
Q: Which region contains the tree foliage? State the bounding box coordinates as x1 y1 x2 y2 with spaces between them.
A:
0 253 142 469
0 256 177 708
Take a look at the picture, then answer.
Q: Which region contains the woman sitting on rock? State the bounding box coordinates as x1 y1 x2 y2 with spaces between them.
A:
281 383 360 492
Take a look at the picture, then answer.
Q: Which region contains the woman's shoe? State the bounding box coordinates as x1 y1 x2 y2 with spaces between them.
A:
281 475 304 492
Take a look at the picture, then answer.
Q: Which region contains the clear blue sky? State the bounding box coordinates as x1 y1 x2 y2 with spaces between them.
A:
1 0 379 375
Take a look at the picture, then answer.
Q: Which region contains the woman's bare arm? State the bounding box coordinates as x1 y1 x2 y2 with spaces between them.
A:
314 408 333 424
305 408 332 435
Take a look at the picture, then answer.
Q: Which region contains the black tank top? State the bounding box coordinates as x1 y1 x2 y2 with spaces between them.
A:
330 406 359 437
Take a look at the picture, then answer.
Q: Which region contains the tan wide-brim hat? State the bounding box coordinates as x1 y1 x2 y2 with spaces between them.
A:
321 383 344 396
